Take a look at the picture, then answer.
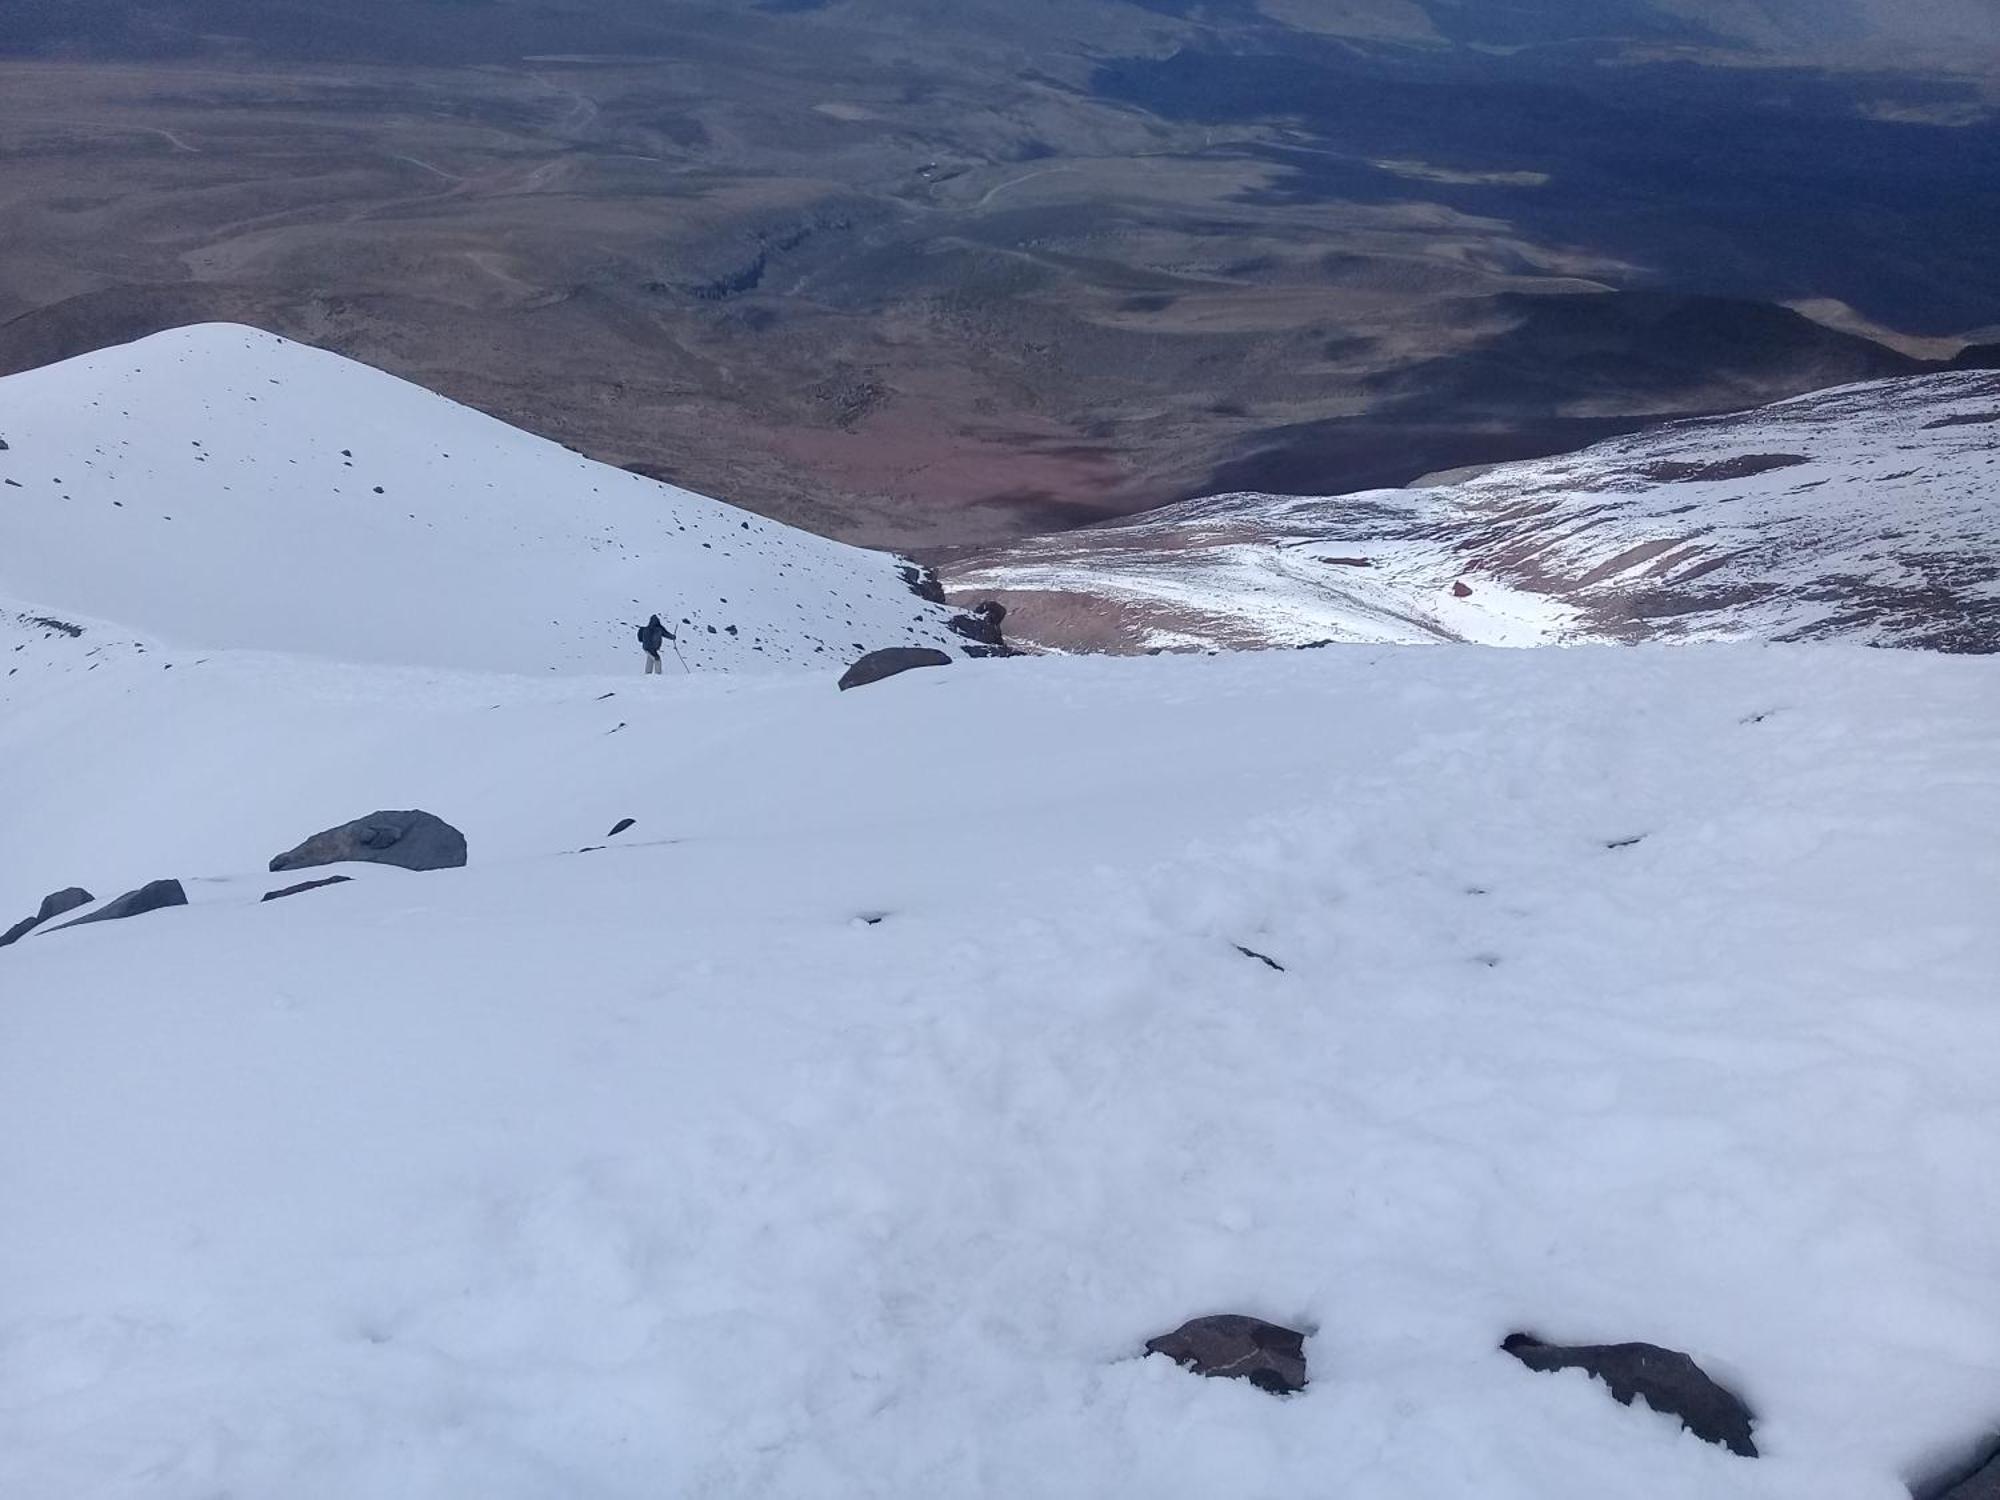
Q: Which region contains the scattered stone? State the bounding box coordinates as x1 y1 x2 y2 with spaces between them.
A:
1501 1332 1758 1456
607 818 636 838
1234 944 1285 972
0 886 95 947
1145 1315 1309 1395
261 874 354 902
838 647 953 691
270 810 467 873
1453 580 1474 598
1605 835 1647 850
44 879 188 933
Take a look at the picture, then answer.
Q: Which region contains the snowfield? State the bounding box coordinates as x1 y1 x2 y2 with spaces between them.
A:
0 325 965 674
4 634 1999 1499
4 324 1998 1499
950 370 2000 655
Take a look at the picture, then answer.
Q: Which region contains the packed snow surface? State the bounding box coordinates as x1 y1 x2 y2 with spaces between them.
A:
5 631 1999 1499
0 324 963 673
951 370 2000 654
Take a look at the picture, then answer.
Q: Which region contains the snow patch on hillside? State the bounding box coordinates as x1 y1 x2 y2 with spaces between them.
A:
951 371 2000 654
0 325 964 674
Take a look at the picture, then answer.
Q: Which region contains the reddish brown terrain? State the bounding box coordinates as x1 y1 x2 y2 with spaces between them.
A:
2 0 1995 550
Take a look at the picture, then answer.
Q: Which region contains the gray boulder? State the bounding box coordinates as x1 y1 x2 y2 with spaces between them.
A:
44 879 187 933
1502 1332 1757 1456
1145 1315 1309 1395
837 647 953 691
270 810 466 873
0 886 94 947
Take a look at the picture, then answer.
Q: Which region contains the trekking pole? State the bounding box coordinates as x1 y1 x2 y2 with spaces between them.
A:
669 627 690 674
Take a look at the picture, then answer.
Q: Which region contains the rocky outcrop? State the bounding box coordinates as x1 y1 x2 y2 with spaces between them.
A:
0 886 94 947
837 647 953 691
270 810 467 874
898 562 947 605
947 600 1008 647
1502 1332 1757 1456
44 879 187 933
1145 1315 1309 1395
262 875 354 903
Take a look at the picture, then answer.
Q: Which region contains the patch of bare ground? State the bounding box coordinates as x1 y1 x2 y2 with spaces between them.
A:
0 2 1991 551
943 586 1249 655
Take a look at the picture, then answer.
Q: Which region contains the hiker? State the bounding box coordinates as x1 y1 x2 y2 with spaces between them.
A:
637 613 672 674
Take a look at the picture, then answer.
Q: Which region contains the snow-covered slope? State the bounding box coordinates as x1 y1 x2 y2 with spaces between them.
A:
949 371 2000 654
0 325 964 674
4 635 1999 1500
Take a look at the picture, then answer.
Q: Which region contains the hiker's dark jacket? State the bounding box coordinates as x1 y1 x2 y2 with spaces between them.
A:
638 617 670 654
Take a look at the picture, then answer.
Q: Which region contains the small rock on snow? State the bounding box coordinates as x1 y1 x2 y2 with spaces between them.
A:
1501 1332 1758 1457
838 647 953 692
0 886 95 947
1145 1315 1309 1395
270 810 467 874
43 879 188 934
262 875 355 903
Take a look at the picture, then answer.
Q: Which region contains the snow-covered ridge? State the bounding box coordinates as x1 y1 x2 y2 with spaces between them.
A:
948 371 2000 653
0 324 964 674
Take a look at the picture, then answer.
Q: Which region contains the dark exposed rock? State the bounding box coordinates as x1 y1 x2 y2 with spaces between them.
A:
1145 1315 1308 1395
838 646 953 691
1453 580 1474 598
1234 944 1286 971
1501 1332 1758 1457
947 600 1008 647
1636 453 1807 483
898 562 947 605
261 874 354 902
44 879 187 933
270 810 467 873
1918 1438 2000 1500
39 886 93 920
608 818 637 838
0 886 95 947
